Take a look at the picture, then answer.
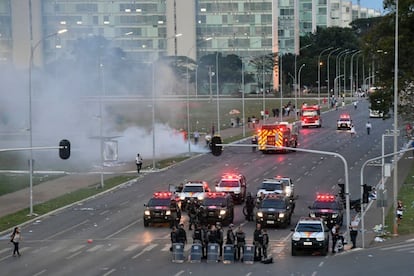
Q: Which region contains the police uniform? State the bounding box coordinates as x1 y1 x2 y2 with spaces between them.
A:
235 227 246 261
253 226 264 260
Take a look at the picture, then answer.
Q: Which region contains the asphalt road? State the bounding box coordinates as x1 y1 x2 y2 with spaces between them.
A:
0 99 406 276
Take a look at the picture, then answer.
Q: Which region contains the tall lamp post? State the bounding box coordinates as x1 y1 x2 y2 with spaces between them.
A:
350 50 361 98
216 51 220 134
294 44 311 118
298 64 306 108
28 29 67 216
327 48 341 99
335 49 349 98
318 47 333 105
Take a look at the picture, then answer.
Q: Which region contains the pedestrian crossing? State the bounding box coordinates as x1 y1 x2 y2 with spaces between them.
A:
379 241 414 253
0 239 288 262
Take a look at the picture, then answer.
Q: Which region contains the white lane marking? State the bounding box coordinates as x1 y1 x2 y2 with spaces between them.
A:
0 248 10 254
161 244 171 252
87 244 104 252
311 272 318 276
380 243 414 251
33 270 47 276
131 243 158 259
102 269 116 276
46 219 89 240
282 232 292 242
125 244 141 252
105 244 120 252
174 271 185 276
66 251 83 260
99 210 110 216
318 261 324 267
51 246 65 253
246 273 252 276
32 246 48 254
69 245 86 253
120 201 129 206
272 247 284 254
105 220 139 239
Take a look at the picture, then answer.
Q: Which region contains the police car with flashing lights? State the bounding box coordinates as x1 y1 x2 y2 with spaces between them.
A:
177 181 211 210
272 176 295 198
308 194 344 228
143 192 181 227
256 178 286 198
291 217 330 256
256 194 294 228
215 173 247 204
337 114 352 130
199 192 234 226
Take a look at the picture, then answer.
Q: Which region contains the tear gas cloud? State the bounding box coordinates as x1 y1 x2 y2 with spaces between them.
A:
0 44 206 172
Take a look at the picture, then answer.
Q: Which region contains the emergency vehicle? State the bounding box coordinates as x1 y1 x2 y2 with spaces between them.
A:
176 181 210 210
256 194 294 228
308 194 344 228
337 114 352 130
215 173 247 204
257 122 299 153
199 192 234 226
143 191 181 227
300 104 322 128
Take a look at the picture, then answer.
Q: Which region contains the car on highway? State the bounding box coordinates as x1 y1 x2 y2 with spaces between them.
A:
291 217 330 256
199 192 234 226
337 114 352 130
256 178 286 198
143 191 181 227
308 193 344 228
255 194 294 228
176 181 211 211
215 173 247 204
272 175 295 199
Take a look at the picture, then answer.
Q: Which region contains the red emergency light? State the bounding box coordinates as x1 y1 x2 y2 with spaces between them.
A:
153 192 172 198
339 114 350 119
316 194 335 202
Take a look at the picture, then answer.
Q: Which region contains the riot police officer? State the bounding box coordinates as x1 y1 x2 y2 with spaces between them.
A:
245 192 255 221
192 224 205 258
188 199 198 230
253 223 264 261
177 223 187 245
169 199 180 228
216 222 224 257
235 226 246 261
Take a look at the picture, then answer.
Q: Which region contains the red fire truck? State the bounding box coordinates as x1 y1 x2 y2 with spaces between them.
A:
300 104 322 128
257 122 299 153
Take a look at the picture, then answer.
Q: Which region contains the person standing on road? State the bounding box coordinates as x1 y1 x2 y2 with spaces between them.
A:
135 153 143 174
10 227 21 257
177 223 187 245
235 226 246 261
193 130 200 145
349 216 359 249
262 228 269 259
366 121 372 135
170 226 177 251
253 223 263 261
350 125 356 137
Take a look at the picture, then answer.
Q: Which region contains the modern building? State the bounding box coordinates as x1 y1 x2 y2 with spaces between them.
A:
2 0 381 90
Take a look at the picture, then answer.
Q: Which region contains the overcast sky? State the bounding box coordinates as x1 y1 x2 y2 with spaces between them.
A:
355 0 384 12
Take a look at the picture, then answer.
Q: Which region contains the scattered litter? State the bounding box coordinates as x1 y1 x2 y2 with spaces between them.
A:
368 254 373 258
375 237 384 242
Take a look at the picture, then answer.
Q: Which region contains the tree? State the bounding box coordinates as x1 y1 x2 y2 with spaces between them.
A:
360 0 414 120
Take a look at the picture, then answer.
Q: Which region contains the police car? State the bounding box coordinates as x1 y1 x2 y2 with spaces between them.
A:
143 192 181 227
291 217 330 256
337 114 352 130
308 194 344 228
272 176 295 198
215 173 247 204
199 192 234 226
177 181 211 210
256 194 294 228
256 178 286 198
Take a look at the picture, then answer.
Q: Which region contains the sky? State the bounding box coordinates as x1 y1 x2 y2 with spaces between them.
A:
354 0 384 12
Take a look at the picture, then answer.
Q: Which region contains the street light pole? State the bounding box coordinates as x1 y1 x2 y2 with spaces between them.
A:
350 51 361 99
327 48 341 98
28 28 67 216
216 51 220 134
298 64 305 109
294 44 311 118
318 47 333 105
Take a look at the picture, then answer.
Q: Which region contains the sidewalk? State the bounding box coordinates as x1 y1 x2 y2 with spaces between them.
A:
0 115 281 219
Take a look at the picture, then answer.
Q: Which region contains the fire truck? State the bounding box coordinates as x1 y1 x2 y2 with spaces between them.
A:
300 104 322 128
257 122 299 153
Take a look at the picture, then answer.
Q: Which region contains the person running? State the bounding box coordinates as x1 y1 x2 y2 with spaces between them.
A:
135 153 143 174
10 227 21 257
366 121 372 135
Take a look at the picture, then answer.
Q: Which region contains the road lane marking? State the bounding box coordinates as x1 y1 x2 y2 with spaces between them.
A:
99 210 110 216
66 251 82 260
51 246 65 253
46 219 89 240
380 243 414 251
105 244 120 252
131 244 158 259
318 261 324 267
0 248 10 254
69 245 86 253
104 220 139 239
161 244 171 252
87 244 104 252
125 244 140 252
102 269 116 276
120 201 129 206
174 271 185 276
33 270 47 276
